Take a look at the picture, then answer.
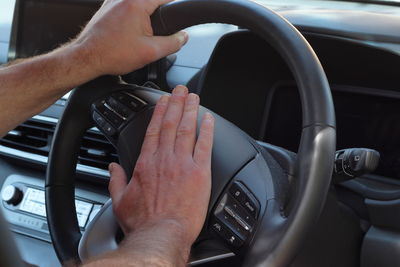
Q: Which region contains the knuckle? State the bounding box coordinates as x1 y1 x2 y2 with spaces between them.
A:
153 105 165 116
177 125 194 137
145 126 159 137
184 104 198 113
134 158 147 172
170 95 185 105
162 119 177 130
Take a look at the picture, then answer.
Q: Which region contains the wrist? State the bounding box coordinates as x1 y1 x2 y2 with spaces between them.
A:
48 41 102 88
122 219 193 267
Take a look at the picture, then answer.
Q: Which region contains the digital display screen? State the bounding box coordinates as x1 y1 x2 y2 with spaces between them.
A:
19 187 93 227
264 85 400 180
12 0 101 59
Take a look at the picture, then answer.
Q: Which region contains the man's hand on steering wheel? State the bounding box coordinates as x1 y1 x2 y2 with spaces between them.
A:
105 86 215 265
74 0 188 76
0 0 188 136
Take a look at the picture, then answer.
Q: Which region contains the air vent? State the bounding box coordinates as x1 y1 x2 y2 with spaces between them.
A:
0 119 54 156
79 129 119 170
0 117 118 175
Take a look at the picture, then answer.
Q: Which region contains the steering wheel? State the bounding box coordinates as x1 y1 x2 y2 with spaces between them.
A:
45 0 336 266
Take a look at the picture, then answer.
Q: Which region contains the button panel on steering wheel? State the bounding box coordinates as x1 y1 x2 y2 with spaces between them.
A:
211 181 260 249
91 91 147 140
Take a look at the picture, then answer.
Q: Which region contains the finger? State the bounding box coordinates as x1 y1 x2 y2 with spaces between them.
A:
108 163 128 201
159 85 188 151
175 93 200 155
141 95 170 155
151 31 188 60
193 112 215 167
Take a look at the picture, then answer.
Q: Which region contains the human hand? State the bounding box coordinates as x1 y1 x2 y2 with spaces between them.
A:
73 0 188 76
108 85 215 246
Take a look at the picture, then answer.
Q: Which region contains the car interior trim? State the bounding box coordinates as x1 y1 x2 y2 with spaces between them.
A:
0 145 109 178
189 252 235 266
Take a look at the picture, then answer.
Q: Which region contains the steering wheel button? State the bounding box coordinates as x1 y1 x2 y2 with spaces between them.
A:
212 221 224 234
226 233 243 248
229 182 246 202
96 104 124 128
101 122 116 136
114 92 145 111
242 195 259 219
92 111 106 127
106 97 133 119
211 219 244 248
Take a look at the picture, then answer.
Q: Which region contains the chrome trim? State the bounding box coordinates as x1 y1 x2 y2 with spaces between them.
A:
32 115 101 133
224 206 250 231
123 92 147 105
32 115 58 124
0 145 109 178
189 253 235 266
103 102 126 120
8 130 21 136
89 127 101 133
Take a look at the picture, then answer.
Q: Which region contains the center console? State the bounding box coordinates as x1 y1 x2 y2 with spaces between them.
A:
1 174 108 243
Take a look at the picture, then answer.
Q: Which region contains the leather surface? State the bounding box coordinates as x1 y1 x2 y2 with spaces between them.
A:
45 76 124 262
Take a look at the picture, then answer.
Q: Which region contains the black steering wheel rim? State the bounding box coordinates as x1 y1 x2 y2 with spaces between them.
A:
46 0 336 266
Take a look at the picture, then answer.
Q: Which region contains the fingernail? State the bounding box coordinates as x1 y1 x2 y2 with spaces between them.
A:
178 31 189 45
204 112 214 123
187 93 199 104
108 163 114 174
173 85 187 97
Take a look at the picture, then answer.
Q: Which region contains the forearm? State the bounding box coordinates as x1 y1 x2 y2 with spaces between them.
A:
82 221 191 267
0 43 97 136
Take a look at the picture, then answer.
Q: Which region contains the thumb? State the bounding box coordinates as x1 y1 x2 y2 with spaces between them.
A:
108 162 128 200
152 31 189 60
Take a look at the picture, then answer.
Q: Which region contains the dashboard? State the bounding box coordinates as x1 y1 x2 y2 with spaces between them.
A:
2 0 400 266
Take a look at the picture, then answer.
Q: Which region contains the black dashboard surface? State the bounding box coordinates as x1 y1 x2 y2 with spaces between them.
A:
196 29 400 181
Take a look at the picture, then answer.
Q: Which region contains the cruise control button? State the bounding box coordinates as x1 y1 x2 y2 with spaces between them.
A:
226 197 256 228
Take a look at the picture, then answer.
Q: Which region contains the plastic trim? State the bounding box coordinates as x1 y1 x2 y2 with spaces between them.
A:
0 145 109 178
